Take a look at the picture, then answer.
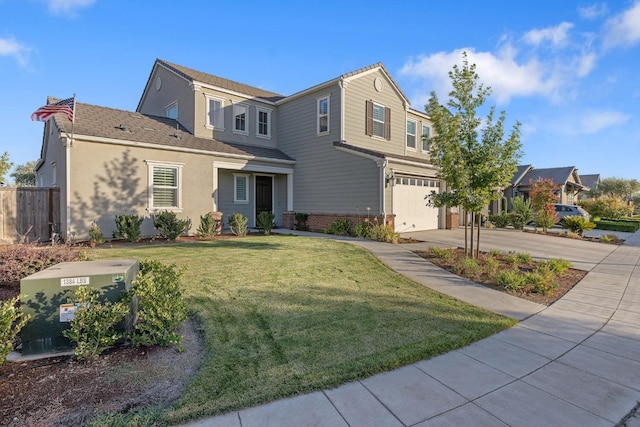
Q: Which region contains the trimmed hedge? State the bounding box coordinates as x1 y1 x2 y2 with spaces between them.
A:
594 220 640 233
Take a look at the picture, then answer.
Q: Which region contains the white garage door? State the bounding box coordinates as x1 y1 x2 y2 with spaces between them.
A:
392 177 440 232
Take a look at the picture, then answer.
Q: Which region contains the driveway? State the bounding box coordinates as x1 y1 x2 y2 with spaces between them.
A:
401 227 619 271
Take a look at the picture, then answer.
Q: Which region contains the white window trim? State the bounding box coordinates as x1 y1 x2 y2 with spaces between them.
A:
205 95 225 130
256 106 272 139
165 101 179 119
406 119 417 151
232 103 250 135
372 102 385 139
421 123 431 153
234 173 250 203
145 160 184 212
317 95 330 135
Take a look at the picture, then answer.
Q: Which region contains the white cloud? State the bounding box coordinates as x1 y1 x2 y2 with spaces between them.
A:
45 0 96 15
523 22 574 47
0 37 30 67
578 3 608 20
580 110 630 134
602 0 640 48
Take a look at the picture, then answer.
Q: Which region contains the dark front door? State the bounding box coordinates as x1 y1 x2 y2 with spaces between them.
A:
255 176 273 218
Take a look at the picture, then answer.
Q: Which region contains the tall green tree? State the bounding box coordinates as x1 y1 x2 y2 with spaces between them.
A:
426 52 522 257
10 160 37 187
591 177 640 203
0 152 13 185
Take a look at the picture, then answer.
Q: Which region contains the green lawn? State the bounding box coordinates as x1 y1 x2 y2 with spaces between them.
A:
93 235 516 424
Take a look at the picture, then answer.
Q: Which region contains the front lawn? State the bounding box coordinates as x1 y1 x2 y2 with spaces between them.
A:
93 235 515 424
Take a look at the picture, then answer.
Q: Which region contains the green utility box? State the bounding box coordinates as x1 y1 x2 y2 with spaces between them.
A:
20 259 139 356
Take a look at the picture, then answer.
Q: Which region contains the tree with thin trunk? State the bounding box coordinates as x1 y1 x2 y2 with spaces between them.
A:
426 52 522 258
10 160 37 187
0 152 12 185
529 178 558 233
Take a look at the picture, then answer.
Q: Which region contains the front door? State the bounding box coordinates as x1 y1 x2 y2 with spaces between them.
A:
255 176 273 219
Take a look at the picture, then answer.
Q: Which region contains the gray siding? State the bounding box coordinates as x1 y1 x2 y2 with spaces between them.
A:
278 85 381 214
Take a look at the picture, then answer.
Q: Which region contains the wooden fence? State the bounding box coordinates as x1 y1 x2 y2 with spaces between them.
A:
0 187 60 244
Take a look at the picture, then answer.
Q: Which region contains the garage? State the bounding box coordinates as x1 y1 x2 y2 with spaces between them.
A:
392 176 440 232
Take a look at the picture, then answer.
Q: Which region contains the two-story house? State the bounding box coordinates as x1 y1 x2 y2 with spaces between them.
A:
35 59 443 241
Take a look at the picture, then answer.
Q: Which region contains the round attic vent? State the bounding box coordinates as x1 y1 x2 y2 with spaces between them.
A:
374 78 384 92
155 76 162 91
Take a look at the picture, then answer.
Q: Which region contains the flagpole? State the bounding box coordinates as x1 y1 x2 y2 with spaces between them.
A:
70 93 76 145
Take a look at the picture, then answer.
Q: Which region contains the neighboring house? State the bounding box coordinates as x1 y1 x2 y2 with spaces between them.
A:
505 165 588 208
578 174 601 201
35 59 443 241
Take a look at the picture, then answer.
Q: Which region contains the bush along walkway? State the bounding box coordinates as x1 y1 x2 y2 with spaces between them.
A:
181 229 640 426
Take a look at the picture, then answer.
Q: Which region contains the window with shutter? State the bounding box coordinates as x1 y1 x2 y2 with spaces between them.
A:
366 101 391 140
146 161 183 211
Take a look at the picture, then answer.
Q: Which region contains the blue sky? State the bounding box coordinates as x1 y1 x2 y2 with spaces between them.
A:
1 0 639 181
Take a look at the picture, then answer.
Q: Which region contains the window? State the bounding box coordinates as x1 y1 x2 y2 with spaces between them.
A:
256 107 272 138
422 124 431 152
406 120 417 150
206 96 224 129
166 102 178 119
233 104 248 134
147 161 183 210
317 96 329 134
51 162 57 186
365 100 390 140
234 174 249 203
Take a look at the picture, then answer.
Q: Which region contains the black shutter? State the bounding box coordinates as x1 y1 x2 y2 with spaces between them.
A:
384 107 391 140
365 100 373 136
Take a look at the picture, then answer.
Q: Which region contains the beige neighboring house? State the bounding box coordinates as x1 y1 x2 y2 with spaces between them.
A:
35 59 444 241
505 165 588 208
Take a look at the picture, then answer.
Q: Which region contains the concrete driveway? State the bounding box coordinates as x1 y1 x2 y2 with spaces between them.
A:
401 227 619 271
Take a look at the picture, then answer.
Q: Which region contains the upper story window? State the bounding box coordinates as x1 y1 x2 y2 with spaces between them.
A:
366 100 390 140
166 102 178 119
421 124 431 152
317 96 330 134
51 162 57 186
146 161 184 211
234 173 249 203
206 96 224 130
233 103 249 134
256 107 272 138
406 119 417 150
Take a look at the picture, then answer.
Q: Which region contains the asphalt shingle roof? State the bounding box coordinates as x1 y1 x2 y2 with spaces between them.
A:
579 174 600 189
520 166 577 186
51 100 294 162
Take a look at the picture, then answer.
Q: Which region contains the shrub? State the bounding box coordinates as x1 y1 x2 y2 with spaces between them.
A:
600 234 621 244
534 279 558 296
114 214 144 242
495 269 526 291
533 204 559 233
196 212 219 237
324 219 351 236
515 252 533 264
503 252 519 268
354 221 373 238
153 211 191 240
370 224 399 243
62 286 129 360
127 260 187 349
541 258 572 274
483 256 500 276
428 246 455 261
452 257 481 278
488 213 511 228
511 196 534 229
594 220 640 233
294 213 309 231
228 213 248 236
0 245 81 283
580 197 633 219
488 249 502 258
89 221 105 244
256 211 276 235
561 216 595 236
0 297 30 366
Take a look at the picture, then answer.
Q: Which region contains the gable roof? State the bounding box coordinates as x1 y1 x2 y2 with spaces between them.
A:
50 100 294 163
520 166 581 187
333 141 433 167
579 174 600 190
510 164 533 186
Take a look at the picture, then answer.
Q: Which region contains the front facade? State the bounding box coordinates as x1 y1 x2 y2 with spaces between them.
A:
35 60 443 241
505 165 588 209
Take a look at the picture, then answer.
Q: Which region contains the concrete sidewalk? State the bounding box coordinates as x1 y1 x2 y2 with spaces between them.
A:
182 229 640 427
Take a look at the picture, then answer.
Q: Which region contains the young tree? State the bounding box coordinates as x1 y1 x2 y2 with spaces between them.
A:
10 160 37 187
593 177 640 203
426 52 522 257
0 152 13 185
529 178 558 233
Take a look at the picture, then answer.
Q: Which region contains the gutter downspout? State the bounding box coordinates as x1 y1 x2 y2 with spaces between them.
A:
64 136 71 241
339 78 345 142
377 159 388 224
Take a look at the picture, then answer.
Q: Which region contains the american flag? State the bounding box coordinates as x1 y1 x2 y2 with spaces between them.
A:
31 96 75 123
